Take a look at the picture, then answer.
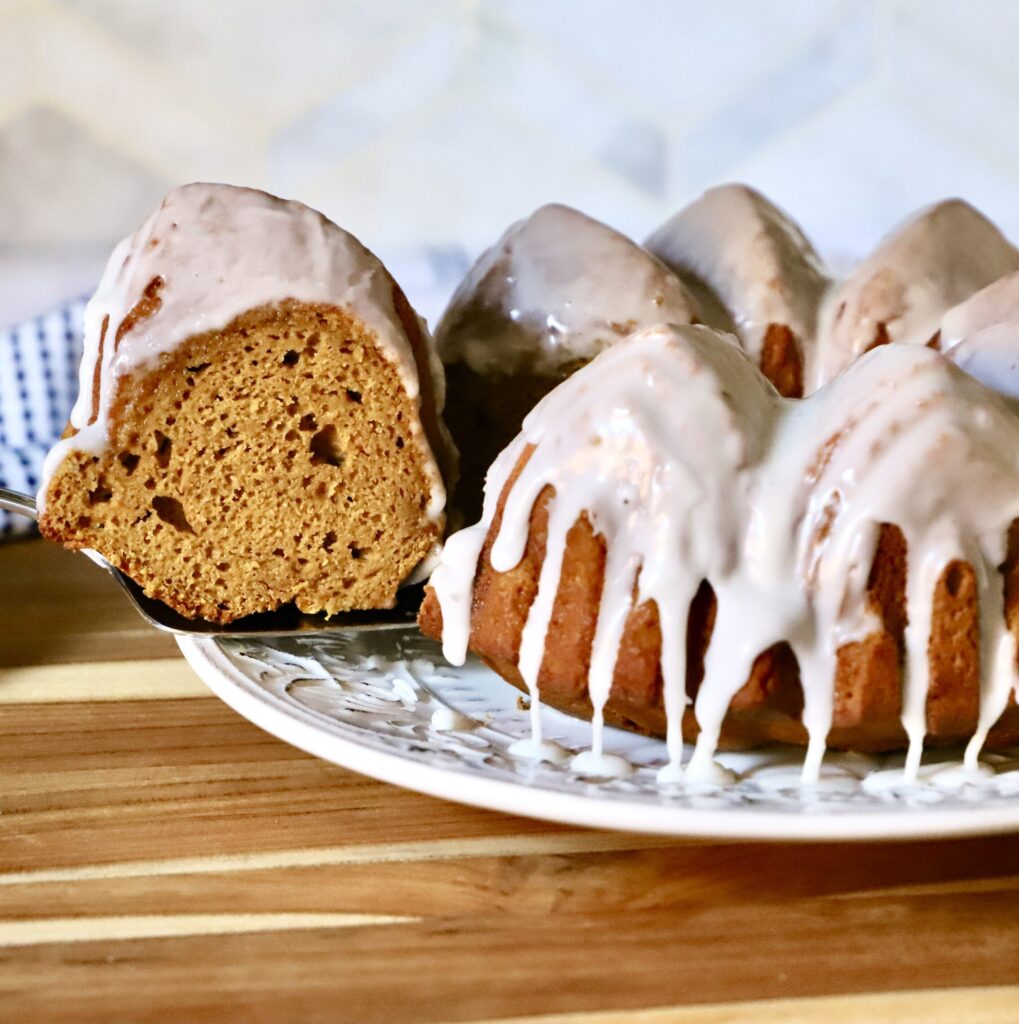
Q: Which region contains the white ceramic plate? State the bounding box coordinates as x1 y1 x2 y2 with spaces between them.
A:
179 628 1019 841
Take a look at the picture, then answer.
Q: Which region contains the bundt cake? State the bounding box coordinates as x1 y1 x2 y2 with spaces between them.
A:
39 183 452 623
434 203 699 522
420 322 1019 782
644 183 830 398
419 185 1019 781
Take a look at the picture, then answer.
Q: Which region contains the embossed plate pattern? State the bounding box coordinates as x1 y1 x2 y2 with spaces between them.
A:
179 629 1019 840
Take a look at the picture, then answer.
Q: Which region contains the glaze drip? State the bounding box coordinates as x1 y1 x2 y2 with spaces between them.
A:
940 270 1019 351
945 325 1019 402
432 324 1019 782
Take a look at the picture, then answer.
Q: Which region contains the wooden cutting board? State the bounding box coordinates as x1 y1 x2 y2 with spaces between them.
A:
2 538 1019 1023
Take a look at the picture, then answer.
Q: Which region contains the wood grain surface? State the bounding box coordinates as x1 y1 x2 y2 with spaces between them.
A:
2 539 1019 1023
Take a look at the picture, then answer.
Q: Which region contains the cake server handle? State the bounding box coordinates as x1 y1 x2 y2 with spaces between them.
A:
0 487 38 521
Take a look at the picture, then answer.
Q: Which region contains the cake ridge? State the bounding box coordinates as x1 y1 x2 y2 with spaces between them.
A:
645 182 830 396
436 202 699 378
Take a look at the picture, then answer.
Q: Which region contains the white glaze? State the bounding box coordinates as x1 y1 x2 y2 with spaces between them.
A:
942 323 1019 402
814 199 1019 391
745 763 858 795
926 272 1019 401
39 182 449 528
434 203 699 377
507 736 571 764
655 760 686 786
929 761 996 790
861 761 996 795
570 749 635 779
645 184 830 386
430 706 475 732
432 323 1019 784
681 758 737 788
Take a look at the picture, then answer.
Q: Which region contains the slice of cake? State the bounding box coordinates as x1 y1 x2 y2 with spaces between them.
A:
39 183 452 623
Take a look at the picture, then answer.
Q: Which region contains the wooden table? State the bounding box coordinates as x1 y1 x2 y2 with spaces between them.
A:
2 538 1019 1022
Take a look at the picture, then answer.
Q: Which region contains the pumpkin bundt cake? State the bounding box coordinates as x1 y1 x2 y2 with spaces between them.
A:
39 183 452 623
421 324 1019 781
423 178 1019 783
434 203 700 522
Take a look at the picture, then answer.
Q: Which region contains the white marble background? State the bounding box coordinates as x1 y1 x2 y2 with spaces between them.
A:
2 0 1019 328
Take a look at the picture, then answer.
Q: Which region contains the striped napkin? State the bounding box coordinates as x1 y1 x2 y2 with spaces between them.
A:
0 299 88 539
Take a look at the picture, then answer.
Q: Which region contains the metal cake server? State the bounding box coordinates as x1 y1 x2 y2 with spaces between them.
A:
1 486 421 637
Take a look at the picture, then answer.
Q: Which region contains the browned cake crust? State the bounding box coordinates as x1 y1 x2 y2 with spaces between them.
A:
759 323 804 398
419 448 1019 753
41 300 442 623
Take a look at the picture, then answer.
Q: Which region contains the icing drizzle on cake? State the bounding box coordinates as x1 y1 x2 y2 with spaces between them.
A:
814 199 1019 391
431 324 1019 783
437 187 1019 408
645 184 830 390
435 203 699 377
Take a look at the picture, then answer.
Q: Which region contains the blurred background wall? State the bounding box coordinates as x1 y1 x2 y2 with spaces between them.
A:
2 0 1019 327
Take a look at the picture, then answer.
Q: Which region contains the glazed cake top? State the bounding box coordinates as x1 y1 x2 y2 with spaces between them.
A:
814 199 1019 390
645 183 831 385
40 182 448 522
435 203 699 377
440 187 1019 403
429 185 1019 785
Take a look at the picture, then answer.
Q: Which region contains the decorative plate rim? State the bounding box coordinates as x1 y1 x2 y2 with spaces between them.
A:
178 635 1019 842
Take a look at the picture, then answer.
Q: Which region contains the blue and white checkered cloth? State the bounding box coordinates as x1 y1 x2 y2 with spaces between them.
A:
0 299 88 539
